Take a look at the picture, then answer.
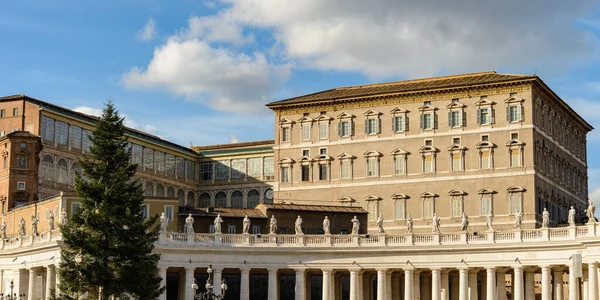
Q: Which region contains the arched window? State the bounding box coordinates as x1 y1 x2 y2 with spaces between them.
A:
215 192 227 207
187 191 195 207
70 162 81 185
177 189 185 206
145 182 154 197
41 155 54 181
247 189 260 208
231 190 243 208
167 186 175 198
156 184 165 197
198 192 211 207
57 158 68 184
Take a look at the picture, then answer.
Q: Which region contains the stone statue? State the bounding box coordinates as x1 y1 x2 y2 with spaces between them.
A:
514 210 523 230
586 201 596 223
213 214 223 234
242 215 250 234
376 214 385 234
351 215 360 235
0 221 6 239
59 207 67 225
406 215 413 233
31 215 39 236
295 216 303 235
432 213 441 233
569 206 576 227
269 215 278 234
460 212 468 232
160 212 169 231
185 214 195 234
323 216 331 235
486 211 494 231
18 217 26 236
47 211 55 231
542 208 550 228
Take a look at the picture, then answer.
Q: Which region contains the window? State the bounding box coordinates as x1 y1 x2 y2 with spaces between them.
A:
424 101 431 106
477 107 494 125
366 157 378 177
510 149 521 167
480 196 492 216
421 113 433 130
448 111 462 127
452 98 459 103
57 158 68 184
228 225 237 234
2 156 6 169
247 189 260 208
367 201 379 221
301 124 311 141
186 161 196 180
12 108 18 116
451 153 462 171
282 127 291 142
36 275 43 298
209 225 215 234
394 155 406 175
318 164 328 180
199 162 214 181
215 192 227 207
338 120 353 137
71 202 82 215
0 110 4 118
41 155 54 181
423 155 434 173
231 191 243 208
69 125 82 149
425 140 432 146
82 130 93 153
365 119 379 135
17 181 25 190
340 160 352 179
392 195 408 220
55 121 69 145
131 144 143 165
509 193 523 214
141 204 149 220
215 160 230 180
176 158 185 178
252 225 261 234
319 122 329 139
480 151 491 169
263 157 274 180
481 135 489 142
143 147 154 170
422 198 434 219
450 196 463 217
247 158 262 178
144 182 154 197
301 165 310 181
198 193 211 207
392 116 405 132
281 166 290 183
453 138 460 145
320 148 327 155
41 116 55 142
511 132 519 140
507 105 523 122
302 149 310 157
231 159 246 179
510 92 518 98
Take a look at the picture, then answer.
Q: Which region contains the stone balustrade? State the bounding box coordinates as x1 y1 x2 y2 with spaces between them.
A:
0 230 62 250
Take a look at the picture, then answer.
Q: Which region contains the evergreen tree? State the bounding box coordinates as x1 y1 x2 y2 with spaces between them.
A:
57 102 163 299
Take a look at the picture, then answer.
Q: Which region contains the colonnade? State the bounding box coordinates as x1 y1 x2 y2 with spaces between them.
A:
0 265 58 300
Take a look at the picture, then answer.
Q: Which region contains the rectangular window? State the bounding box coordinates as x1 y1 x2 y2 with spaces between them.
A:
82 130 93 153
421 114 432 129
141 204 149 220
451 153 462 171
394 201 405 220
263 157 274 179
423 156 433 173
176 157 185 178
318 164 328 180
0 110 4 118
282 127 290 142
453 138 461 145
186 160 196 180
394 156 405 175
13 108 18 116
449 111 461 127
228 225 236 234
199 162 214 181
481 135 489 142
17 181 25 190
510 194 522 214
339 121 352 137
41 115 55 142
247 158 261 178
511 132 519 140
392 116 405 132
451 198 462 217
477 108 494 125
341 160 351 179
367 201 378 221
209 225 215 234
365 119 379 134
231 159 246 179
215 160 230 180
319 122 328 139
480 197 492 216
155 151 165 172
55 121 69 145
507 105 522 122
510 149 521 167
164 205 173 221
281 166 289 183
481 151 491 169
143 147 154 170
319 148 327 155
302 149 310 157
131 144 143 165
71 202 82 215
423 199 434 219
69 125 82 149
301 165 310 181
301 124 311 141
425 139 432 146
366 158 378 177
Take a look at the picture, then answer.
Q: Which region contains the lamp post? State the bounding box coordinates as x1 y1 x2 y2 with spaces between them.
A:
0 281 26 300
192 265 227 300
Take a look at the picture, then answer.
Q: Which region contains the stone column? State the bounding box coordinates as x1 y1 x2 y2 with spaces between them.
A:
525 270 535 300
377 269 387 300
268 268 279 300
486 268 496 300
157 267 167 300
441 271 449 300
582 270 589 300
240 267 250 300
553 270 564 300
46 265 56 300
542 266 552 300
589 263 598 300
213 267 223 295
350 269 360 300
404 269 414 300
459 268 468 300
468 270 478 300
481 273 487 300
432 268 441 300
322 269 332 300
569 264 579 300
513 266 523 300
28 268 35 300
184 267 195 300
496 270 505 300
386 271 393 300
295 268 306 300
414 271 421 300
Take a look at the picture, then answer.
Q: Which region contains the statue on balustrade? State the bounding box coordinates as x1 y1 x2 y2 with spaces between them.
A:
213 214 223 234
542 208 550 228
185 214 195 234
586 201 596 223
47 211 55 231
351 216 360 235
242 215 250 234
159 212 169 231
59 207 67 226
31 215 39 236
0 221 6 239
569 206 576 227
323 216 330 235
432 213 441 233
460 212 468 232
18 218 26 236
376 215 385 234
269 215 278 234
295 216 303 235
514 210 523 230
406 215 413 233
486 211 494 231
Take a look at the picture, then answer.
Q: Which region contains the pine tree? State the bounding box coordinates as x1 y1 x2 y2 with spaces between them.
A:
57 102 163 299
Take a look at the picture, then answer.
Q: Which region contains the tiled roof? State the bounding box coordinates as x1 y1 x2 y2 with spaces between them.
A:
192 140 274 152
258 203 368 214
179 206 268 219
267 71 536 107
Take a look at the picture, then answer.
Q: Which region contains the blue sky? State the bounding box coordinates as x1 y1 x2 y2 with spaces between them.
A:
1 0 600 202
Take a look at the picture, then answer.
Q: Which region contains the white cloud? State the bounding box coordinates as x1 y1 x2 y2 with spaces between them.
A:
73 106 162 138
229 133 239 143
138 17 157 41
73 106 103 117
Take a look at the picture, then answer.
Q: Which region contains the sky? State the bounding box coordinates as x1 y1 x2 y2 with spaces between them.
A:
1 0 600 203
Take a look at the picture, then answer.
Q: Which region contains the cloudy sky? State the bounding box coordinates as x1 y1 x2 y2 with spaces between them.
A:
1 0 600 202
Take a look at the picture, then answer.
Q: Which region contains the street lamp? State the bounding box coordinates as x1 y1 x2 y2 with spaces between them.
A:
191 265 227 300
0 281 26 300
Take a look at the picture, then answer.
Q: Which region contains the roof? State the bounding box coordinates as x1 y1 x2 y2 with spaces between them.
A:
257 203 368 214
178 206 268 219
267 71 535 108
193 140 274 156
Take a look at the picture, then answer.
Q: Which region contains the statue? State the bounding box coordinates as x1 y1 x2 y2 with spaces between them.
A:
213 214 223 234
542 208 550 228
295 216 303 235
432 213 441 233
514 210 523 230
0 221 6 239
31 215 39 236
406 215 413 233
185 214 195 234
586 201 596 223
351 215 360 235
18 217 26 236
242 215 250 234
323 216 331 235
59 207 67 225
48 211 55 231
486 211 494 231
376 214 385 234
269 215 278 234
569 206 576 227
159 212 169 231
460 212 468 232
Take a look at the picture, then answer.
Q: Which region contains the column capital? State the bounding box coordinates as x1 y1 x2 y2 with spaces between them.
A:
239 266 251 272
321 268 334 273
267 268 279 274
185 266 196 272
511 265 524 270
376 268 388 273
294 267 307 274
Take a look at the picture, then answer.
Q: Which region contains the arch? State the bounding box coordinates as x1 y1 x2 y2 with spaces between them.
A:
167 186 175 198
231 190 243 208
391 193 410 200
363 150 383 158
419 146 438 153
156 184 165 197
198 192 211 207
177 189 185 206
215 191 227 207
337 196 356 204
247 189 260 208
448 189 467 196
145 182 154 197
41 154 54 181
57 158 68 184
187 191 195 207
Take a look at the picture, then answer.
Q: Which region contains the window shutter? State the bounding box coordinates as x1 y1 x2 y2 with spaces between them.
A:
338 122 342 136
476 109 481 125
364 119 369 134
434 114 438 129
420 114 424 129
462 111 467 127
351 120 355 136
491 108 495 124
377 119 381 133
392 117 397 132
405 116 409 131
517 104 523 122
506 106 510 122
448 111 452 127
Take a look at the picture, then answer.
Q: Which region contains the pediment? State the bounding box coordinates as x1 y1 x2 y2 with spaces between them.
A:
391 193 410 200
363 150 383 157
278 118 295 125
418 104 437 111
391 148 410 155
476 141 496 149
478 188 496 195
504 96 525 103
364 109 382 116
364 195 382 201
337 152 356 160
314 154 334 161
507 186 526 193
446 102 466 109
337 196 356 203
419 146 438 153
447 144 466 151
336 112 355 119
474 99 496 106
314 114 333 122
448 189 467 196
420 192 438 198
297 116 314 123
277 157 295 164
390 107 410 114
